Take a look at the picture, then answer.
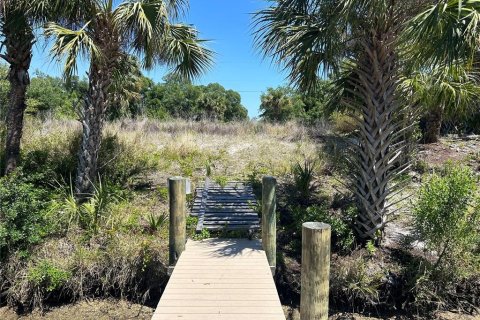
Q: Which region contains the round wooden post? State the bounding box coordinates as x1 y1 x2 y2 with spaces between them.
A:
300 222 331 320
262 176 276 272
168 177 186 266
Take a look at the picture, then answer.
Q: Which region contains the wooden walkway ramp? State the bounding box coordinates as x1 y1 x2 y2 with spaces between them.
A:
191 180 260 232
152 239 285 320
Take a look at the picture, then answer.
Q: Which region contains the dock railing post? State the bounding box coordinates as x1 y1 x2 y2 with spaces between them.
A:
300 222 331 320
168 177 186 269
262 176 276 274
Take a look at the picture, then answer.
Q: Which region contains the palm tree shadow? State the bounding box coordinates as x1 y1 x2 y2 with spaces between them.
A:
191 238 264 258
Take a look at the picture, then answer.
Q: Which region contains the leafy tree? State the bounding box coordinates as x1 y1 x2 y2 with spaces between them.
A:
46 0 214 197
197 83 229 120
224 90 248 121
255 0 427 241
259 82 331 123
144 80 247 121
259 86 304 122
26 71 75 118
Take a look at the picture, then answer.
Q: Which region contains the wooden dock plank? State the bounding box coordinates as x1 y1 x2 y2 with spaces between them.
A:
192 181 260 232
153 239 285 320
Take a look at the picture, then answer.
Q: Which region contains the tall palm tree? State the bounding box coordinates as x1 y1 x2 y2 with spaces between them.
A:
46 0 213 197
0 0 74 175
0 0 38 174
255 0 426 241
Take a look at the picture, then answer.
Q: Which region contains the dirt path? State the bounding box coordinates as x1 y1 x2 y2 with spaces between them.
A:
0 300 154 320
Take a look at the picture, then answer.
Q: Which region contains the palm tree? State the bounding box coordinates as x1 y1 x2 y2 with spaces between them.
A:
259 87 302 122
405 0 480 69
255 0 426 241
0 0 38 174
407 65 480 143
0 0 74 175
46 0 214 197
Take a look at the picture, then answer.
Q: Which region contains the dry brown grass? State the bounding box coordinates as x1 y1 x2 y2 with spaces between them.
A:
0 118 321 312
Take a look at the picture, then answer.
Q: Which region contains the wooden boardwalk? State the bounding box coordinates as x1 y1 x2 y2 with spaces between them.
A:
191 180 260 232
152 239 285 320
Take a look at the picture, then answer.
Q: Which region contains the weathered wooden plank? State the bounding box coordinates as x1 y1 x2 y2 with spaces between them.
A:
203 212 258 216
195 178 210 232
154 306 285 314
157 299 280 306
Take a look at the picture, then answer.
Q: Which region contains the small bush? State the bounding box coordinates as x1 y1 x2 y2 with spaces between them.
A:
147 212 168 234
27 260 71 293
411 163 480 311
330 111 358 134
51 177 123 235
291 205 355 253
0 173 51 259
413 164 480 276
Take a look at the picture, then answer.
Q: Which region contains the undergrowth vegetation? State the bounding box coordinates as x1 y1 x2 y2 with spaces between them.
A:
0 119 478 318
0 119 316 312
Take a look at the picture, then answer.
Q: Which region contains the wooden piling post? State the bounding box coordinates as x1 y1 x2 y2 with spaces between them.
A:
168 177 186 267
300 222 331 320
262 176 276 273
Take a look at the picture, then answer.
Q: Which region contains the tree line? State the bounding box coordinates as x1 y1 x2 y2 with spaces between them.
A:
0 65 248 122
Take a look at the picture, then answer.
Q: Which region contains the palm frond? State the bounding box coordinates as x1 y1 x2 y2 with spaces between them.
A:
405 64 480 117
114 0 169 69
162 24 214 81
165 0 189 19
404 0 480 67
45 21 100 78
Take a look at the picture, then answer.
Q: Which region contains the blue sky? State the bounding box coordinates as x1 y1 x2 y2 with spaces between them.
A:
29 0 288 118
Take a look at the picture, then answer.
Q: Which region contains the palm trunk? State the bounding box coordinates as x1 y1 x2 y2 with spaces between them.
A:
74 18 119 197
422 106 443 144
74 62 112 197
346 14 408 241
2 16 33 175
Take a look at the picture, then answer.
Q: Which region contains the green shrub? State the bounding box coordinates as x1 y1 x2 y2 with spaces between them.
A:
413 164 480 276
291 205 355 253
330 111 358 134
27 260 71 292
0 173 50 259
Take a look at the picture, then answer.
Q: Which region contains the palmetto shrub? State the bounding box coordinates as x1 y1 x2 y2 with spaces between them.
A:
292 158 317 204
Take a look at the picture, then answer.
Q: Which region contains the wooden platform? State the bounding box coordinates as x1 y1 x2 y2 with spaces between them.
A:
152 239 285 320
191 180 260 232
